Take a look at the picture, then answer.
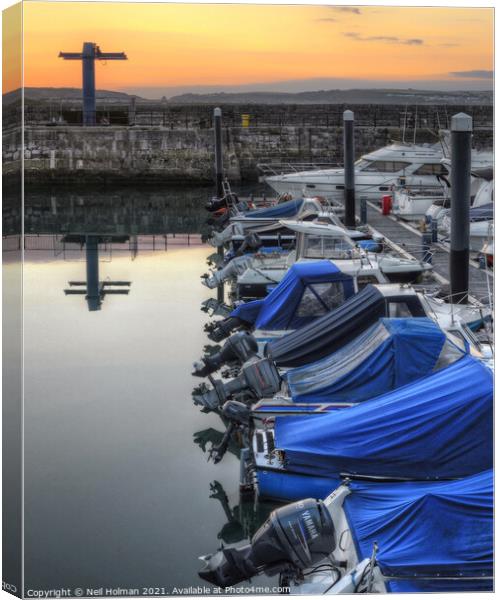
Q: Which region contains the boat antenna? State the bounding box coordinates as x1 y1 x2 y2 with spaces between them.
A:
413 104 418 144
402 104 408 143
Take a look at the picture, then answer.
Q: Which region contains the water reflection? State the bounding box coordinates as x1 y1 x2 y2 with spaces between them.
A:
20 184 276 593
63 235 132 311
7 183 269 237
208 481 280 545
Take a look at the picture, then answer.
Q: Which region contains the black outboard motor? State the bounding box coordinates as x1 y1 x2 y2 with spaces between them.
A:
205 193 239 213
205 315 254 342
193 332 258 377
192 357 281 411
208 400 251 464
199 498 335 588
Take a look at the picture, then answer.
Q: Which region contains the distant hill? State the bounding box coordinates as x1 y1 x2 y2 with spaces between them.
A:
169 89 493 105
3 87 144 104
3 86 493 106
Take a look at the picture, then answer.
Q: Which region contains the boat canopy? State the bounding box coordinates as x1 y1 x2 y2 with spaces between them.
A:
345 470 493 584
286 318 465 403
266 285 388 367
240 198 304 219
470 203 493 222
230 261 355 330
278 220 348 237
275 355 492 480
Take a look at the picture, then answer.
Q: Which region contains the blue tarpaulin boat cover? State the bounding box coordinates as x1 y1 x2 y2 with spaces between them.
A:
286 318 464 403
266 285 389 367
344 470 493 583
386 579 493 593
274 356 492 480
230 261 355 330
242 198 304 219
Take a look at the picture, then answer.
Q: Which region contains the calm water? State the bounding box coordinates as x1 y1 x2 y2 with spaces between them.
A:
21 185 279 595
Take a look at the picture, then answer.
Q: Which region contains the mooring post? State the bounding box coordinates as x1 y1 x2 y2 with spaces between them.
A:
214 107 224 199
343 110 356 227
449 113 472 304
359 197 367 225
214 107 225 303
430 218 438 243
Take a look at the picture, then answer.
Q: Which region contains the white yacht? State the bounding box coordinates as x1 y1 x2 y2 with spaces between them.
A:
394 158 493 221
265 142 448 201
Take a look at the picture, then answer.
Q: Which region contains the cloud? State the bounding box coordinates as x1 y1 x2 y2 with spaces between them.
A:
450 70 493 79
316 17 337 22
439 43 460 47
344 32 424 45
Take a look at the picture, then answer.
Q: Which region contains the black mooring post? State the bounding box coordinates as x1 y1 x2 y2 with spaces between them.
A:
343 110 356 227
214 107 224 199
449 113 472 305
214 107 225 304
85 235 101 311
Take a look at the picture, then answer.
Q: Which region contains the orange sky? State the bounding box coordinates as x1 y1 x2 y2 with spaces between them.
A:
4 2 494 95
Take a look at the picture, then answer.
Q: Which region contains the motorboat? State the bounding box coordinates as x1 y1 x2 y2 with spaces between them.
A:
195 283 491 379
208 208 375 249
228 197 324 229
424 164 493 228
263 285 491 369
193 285 491 412
249 355 492 502
202 222 397 296
201 260 356 343
233 220 432 300
289 472 493 594
392 186 445 220
250 318 470 420
199 471 493 593
265 138 493 203
440 174 494 252
265 142 449 201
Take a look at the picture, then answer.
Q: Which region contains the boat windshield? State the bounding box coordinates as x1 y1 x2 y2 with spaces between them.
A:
301 234 355 259
355 158 372 169
359 160 412 173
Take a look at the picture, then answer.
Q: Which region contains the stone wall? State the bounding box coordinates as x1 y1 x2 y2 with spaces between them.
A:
3 104 493 185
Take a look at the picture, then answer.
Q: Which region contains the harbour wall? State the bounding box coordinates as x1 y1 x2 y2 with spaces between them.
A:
3 103 493 186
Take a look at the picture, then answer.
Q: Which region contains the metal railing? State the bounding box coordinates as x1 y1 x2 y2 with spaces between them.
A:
9 102 493 130
257 161 341 176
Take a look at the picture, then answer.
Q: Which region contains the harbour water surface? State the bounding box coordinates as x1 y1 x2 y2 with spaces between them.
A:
21 186 278 594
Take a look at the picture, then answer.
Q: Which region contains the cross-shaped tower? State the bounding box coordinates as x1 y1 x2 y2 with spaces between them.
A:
59 42 127 125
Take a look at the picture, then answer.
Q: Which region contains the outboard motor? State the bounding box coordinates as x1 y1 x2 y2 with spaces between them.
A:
199 498 335 588
205 316 251 342
192 357 281 411
208 400 251 464
193 332 258 377
234 232 262 257
205 193 239 213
